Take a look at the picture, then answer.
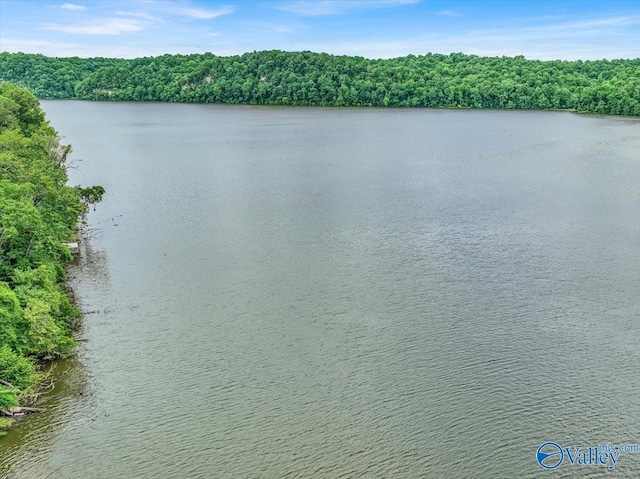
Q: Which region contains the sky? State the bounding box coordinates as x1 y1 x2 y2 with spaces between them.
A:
1 0 639 60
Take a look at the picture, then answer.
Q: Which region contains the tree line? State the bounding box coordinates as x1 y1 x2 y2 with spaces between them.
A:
0 84 103 428
0 50 639 115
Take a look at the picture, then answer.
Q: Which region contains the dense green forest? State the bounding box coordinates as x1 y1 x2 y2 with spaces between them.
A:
1 50 639 115
0 84 102 430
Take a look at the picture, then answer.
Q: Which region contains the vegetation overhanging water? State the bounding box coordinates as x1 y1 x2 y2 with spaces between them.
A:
0 85 102 432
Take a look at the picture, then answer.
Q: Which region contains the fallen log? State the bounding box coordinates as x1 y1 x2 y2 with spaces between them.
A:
8 406 44 414
15 407 43 414
0 379 14 388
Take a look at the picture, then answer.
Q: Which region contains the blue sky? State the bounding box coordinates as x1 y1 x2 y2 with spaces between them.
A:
1 1 639 60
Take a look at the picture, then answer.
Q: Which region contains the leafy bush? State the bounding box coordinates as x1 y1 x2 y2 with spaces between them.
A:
0 85 101 421
0 344 36 390
0 417 12 431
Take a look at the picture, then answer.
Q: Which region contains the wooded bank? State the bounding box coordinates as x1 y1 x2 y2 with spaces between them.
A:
0 84 103 431
1 50 639 115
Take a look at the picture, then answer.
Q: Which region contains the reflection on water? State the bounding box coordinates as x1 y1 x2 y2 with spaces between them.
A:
70 233 112 298
0 350 89 478
0 238 108 478
1 103 639 478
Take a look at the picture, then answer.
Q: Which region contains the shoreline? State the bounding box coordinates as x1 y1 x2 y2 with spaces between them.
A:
0 85 102 435
0 229 85 434
38 98 640 119
2 51 638 117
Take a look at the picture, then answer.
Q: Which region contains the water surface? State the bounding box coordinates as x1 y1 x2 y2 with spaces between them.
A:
1 103 639 478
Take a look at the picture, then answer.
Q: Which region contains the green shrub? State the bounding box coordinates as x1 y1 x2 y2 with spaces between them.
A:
0 417 13 431
0 387 19 410
0 85 100 424
0 344 36 390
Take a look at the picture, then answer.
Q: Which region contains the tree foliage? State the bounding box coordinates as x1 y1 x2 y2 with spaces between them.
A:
1 50 639 115
0 84 102 420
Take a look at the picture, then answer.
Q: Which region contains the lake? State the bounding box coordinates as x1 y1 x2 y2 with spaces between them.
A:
1 103 639 478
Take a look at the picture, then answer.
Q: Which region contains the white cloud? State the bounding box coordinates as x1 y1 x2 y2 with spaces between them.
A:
60 3 86 11
0 36 217 58
294 37 436 59
175 6 234 20
288 14 640 60
524 15 640 35
465 15 640 47
277 0 420 16
5 2 638 61
0 37 90 56
115 11 163 23
43 18 147 35
437 10 458 17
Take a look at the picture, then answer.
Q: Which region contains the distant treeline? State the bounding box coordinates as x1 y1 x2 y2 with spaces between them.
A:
1 50 639 115
0 84 103 427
